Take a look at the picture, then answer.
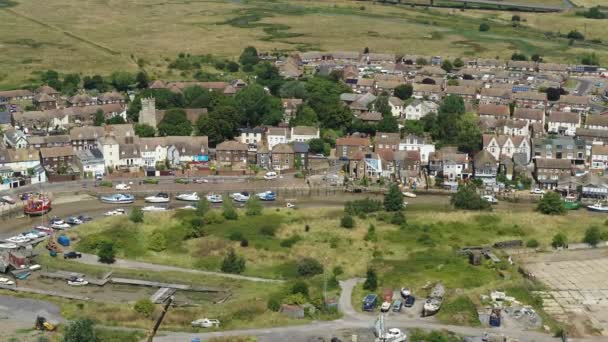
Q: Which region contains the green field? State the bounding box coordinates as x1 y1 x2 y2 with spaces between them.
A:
0 0 607 89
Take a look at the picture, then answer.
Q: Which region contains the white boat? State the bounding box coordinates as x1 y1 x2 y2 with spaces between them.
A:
587 202 608 212
67 277 88 286
115 183 131 190
263 172 278 180
257 191 276 201
422 283 445 317
35 226 54 234
180 205 196 210
286 202 295 208
400 287 411 298
7 236 29 243
176 192 200 202
142 205 167 212
100 193 135 204
51 222 71 230
402 191 417 198
483 195 498 204
206 193 223 203
0 243 18 249
0 277 15 286
104 209 125 216
145 193 170 203
231 192 249 202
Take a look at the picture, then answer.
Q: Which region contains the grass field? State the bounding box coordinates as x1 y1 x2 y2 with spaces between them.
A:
0 0 607 89
571 0 606 7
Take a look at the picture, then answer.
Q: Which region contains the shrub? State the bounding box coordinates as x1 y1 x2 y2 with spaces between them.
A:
479 23 490 32
551 233 568 248
203 211 225 224
291 281 309 297
97 241 116 264
133 298 155 317
283 293 306 305
333 265 344 276
245 196 263 216
344 198 382 215
383 184 404 212
567 30 584 40
511 15 521 22
98 181 113 187
340 215 355 229
222 200 238 220
583 226 601 247
536 192 566 215
147 230 168 252
129 207 143 223
62 319 96 342
363 267 377 291
229 231 244 241
364 224 377 242
296 258 323 277
260 225 277 237
221 248 246 274
226 61 240 72
280 234 301 248
391 211 406 225
240 239 249 247
267 297 281 311
526 239 540 248
451 184 490 210
305 224 310 232
143 178 158 184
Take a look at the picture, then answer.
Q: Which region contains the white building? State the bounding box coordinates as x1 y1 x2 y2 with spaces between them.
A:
290 126 319 143
591 145 608 170
140 138 168 167
404 100 438 120
398 134 435 164
74 148 106 177
482 134 531 162
98 135 119 168
266 127 288 149
238 127 263 147
547 111 581 136
3 129 27 149
388 97 405 117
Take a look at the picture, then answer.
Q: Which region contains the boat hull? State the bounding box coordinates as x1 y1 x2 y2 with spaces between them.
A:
564 201 581 210
24 207 51 216
145 197 170 203
100 198 134 204
587 206 608 212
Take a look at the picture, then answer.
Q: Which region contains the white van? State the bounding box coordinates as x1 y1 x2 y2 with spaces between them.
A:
263 171 278 180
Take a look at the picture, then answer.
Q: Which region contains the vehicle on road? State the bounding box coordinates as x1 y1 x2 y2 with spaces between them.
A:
100 193 135 204
482 195 498 204
115 183 131 190
404 296 415 308
175 192 200 202
191 318 220 328
384 328 407 342
64 251 82 259
206 193 223 203
66 217 83 225
193 178 209 184
530 188 545 195
380 301 391 312
392 299 402 312
263 171 278 180
67 276 88 286
145 193 170 203
362 294 378 311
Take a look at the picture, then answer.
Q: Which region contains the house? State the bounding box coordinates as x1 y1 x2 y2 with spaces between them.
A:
413 84 442 101
215 140 248 168
538 63 569 74
576 128 608 145
496 119 529 136
266 127 289 149
290 126 319 143
341 92 376 114
67 93 96 107
0 89 34 102
365 53 396 64
40 146 75 171
139 137 168 167
418 66 446 77
12 110 69 132
398 134 435 164
35 85 59 98
388 97 404 117
97 91 126 105
507 60 536 71
555 95 590 113
26 134 71 149
374 132 400 152
512 91 547 109
32 93 57 110
478 104 510 120
349 151 383 181
473 150 498 185
483 134 531 162
479 88 512 105
547 111 581 136
532 137 586 164
70 126 105 150
590 145 608 170
281 98 303 124
293 142 309 170
585 114 608 130
534 158 572 189
118 143 142 168
0 148 41 174
97 135 120 168
166 136 209 167
393 150 421 185
271 143 294 171
404 100 438 120
513 107 545 125
444 86 477 102
238 127 264 151
429 147 470 181
354 78 375 93
74 148 105 177
357 111 383 124
3 129 27 149
335 136 371 160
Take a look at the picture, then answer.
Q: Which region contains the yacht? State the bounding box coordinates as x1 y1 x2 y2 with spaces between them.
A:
257 191 276 201
142 205 167 212
175 192 200 202
145 193 170 203
231 192 250 202
588 202 608 212
206 193 223 203
100 193 135 204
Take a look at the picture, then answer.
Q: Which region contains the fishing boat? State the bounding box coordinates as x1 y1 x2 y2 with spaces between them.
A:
175 192 200 202
257 191 276 201
206 193 223 203
402 191 417 198
230 192 249 202
100 193 135 204
23 194 52 216
422 283 445 317
141 205 167 212
587 202 608 212
563 194 581 210
145 192 170 203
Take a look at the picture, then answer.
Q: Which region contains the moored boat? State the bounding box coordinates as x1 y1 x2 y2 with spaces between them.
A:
24 194 52 216
176 192 200 202
422 283 444 317
145 193 170 203
402 191 417 198
206 193 223 203
142 205 167 212
563 195 581 210
100 193 135 204
588 202 608 212
230 192 249 202
257 191 276 201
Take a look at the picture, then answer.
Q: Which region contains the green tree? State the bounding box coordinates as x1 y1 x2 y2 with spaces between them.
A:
129 206 143 223
581 52 600 66
221 248 246 274
235 84 283 126
456 113 482 153
239 46 259 71
222 200 238 220
511 15 521 21
441 60 453 73
296 258 323 277
279 80 308 99
105 116 126 125
384 184 404 212
196 198 210 217
393 84 413 100
195 107 237 146
552 233 568 248
157 108 192 136
479 23 490 32
93 109 104 126
341 215 355 228
136 71 149 89
567 30 585 40
364 223 377 242
536 192 566 215
97 241 116 264
305 76 353 129
110 71 135 91
291 280 309 297
135 123 156 137
451 183 490 210
83 75 107 92
147 230 167 251
453 58 464 68
254 62 284 94
226 61 240 72
133 298 155 317
583 226 602 247
363 267 378 291
531 54 542 62
40 70 61 92
183 85 209 108
291 104 318 127
62 73 81 95
62 319 96 342
245 195 263 216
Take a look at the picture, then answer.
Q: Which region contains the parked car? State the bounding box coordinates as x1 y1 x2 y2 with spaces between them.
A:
404 296 415 308
362 294 378 312
191 318 220 328
64 251 82 259
263 171 278 180
380 301 391 312
530 188 545 195
392 299 403 312
482 195 498 204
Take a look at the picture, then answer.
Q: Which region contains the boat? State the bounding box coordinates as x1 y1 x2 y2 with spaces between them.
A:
6 236 29 243
1 195 16 204
206 193 223 203
145 192 170 203
587 202 608 212
482 195 498 204
422 283 444 317
67 276 88 286
0 277 15 286
179 205 197 210
100 193 135 204
286 202 295 209
176 192 200 202
263 171 278 180
563 195 581 210
142 205 167 212
34 226 54 234
104 209 125 216
257 191 276 201
115 183 131 190
0 243 18 249
400 287 411 299
402 191 417 198
230 192 249 202
51 222 70 229
23 194 52 216
66 217 83 225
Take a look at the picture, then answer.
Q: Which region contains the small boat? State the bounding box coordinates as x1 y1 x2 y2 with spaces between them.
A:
422 283 444 317
402 191 417 198
66 217 83 225
563 195 581 210
482 195 498 204
142 205 167 212
49 217 64 225
51 222 70 230
587 202 608 212
67 276 88 286
115 183 131 190
23 194 51 216
286 202 295 208
176 192 200 202
6 236 29 243
77 215 93 222
206 193 223 203
35 226 54 234
0 243 18 249
145 193 170 203
1 195 16 204
400 287 411 299
104 209 125 216
100 193 135 204
0 277 15 286
231 192 249 202
257 191 276 201
15 272 30 280
179 205 196 210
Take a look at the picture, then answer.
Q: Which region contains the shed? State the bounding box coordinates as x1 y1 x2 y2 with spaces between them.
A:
279 304 304 319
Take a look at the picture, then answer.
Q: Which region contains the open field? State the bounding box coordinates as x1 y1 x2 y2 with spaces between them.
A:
571 0 606 7
1 0 607 89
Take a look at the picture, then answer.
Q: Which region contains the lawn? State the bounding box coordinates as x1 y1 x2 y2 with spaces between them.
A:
1 0 606 89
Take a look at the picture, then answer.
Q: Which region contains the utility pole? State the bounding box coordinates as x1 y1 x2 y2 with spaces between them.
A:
146 296 174 342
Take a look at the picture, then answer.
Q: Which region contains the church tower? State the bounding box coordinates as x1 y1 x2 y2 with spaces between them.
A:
139 97 157 129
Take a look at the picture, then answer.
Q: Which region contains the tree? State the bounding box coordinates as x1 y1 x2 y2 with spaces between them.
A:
157 108 192 136
373 94 392 116
279 80 308 99
451 183 490 210
134 298 155 317
583 226 602 247
292 281 309 297
106 116 126 125
567 30 585 40
136 71 149 89
62 74 81 95
479 23 490 32
546 87 564 101
453 58 464 68
226 61 240 72
245 195 263 216
222 200 238 220
377 114 399 133
221 248 246 274
40 70 61 92
536 191 566 215
402 120 425 136
415 57 428 65
393 84 413 100
580 6 606 19
291 104 318 127
110 71 135 91
239 46 259 71
531 54 542 62
305 76 353 129
341 215 355 228
97 241 116 264
83 75 107 92
455 113 482 153
384 184 404 212
441 60 453 73
363 267 378 291
551 233 568 248
254 62 284 94
296 258 323 277
581 52 600 66
135 123 156 137
235 84 283 126
511 53 528 61
129 206 143 223
148 229 167 252
62 319 96 342
196 198 210 217
195 108 236 146
511 15 521 22
183 85 210 108
308 138 328 155
93 109 104 126
435 95 465 143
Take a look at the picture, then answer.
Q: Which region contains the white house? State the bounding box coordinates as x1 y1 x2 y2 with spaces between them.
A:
585 115 608 131
482 134 531 162
290 126 319 143
0 148 41 173
118 144 142 168
388 97 404 117
238 127 263 148
74 148 106 177
398 134 436 164
140 137 168 167
266 127 288 149
591 145 608 170
404 100 438 120
497 119 529 137
547 111 581 136
97 135 119 168
3 129 28 149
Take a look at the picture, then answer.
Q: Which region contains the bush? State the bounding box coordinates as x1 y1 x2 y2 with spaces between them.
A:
62 319 96 342
142 178 159 185
240 239 249 247
226 61 240 72
526 239 540 248
229 231 244 241
296 258 323 277
567 30 585 40
384 184 404 212
222 200 238 220
391 211 406 225
203 211 225 224
260 225 277 237
479 23 490 32
333 265 343 276
98 181 113 187
133 298 155 317
129 207 143 223
147 230 167 252
536 192 566 215
551 233 568 249
451 184 490 210
340 215 355 228
221 248 246 274
363 267 377 291
267 297 281 312
245 196 263 216
583 226 601 247
291 280 309 297
344 198 382 215
364 224 377 242
280 234 302 248
511 15 521 22
97 241 116 264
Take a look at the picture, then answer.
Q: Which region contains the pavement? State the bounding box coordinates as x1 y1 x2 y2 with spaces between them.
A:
0 294 63 332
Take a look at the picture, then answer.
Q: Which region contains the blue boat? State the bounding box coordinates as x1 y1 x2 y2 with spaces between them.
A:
100 193 135 204
256 191 276 201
